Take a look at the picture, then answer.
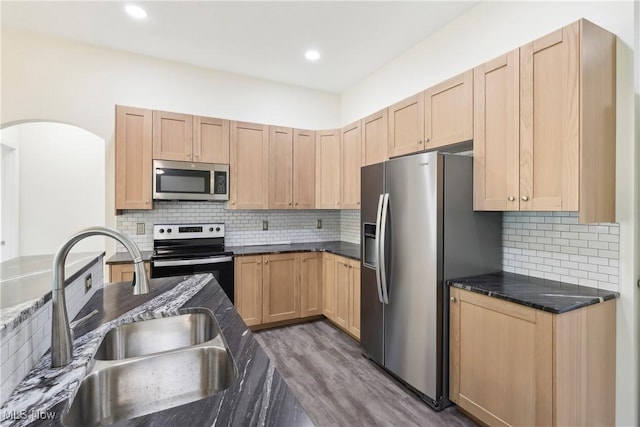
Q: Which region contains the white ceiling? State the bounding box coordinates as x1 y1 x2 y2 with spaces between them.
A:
1 1 479 93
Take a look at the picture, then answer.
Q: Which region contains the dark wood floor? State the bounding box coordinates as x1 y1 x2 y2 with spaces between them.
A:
254 320 478 427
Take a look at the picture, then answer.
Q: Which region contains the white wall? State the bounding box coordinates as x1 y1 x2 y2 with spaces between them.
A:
1 122 106 256
0 28 341 255
341 2 638 425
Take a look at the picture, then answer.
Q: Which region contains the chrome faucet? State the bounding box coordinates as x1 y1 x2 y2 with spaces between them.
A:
51 226 150 367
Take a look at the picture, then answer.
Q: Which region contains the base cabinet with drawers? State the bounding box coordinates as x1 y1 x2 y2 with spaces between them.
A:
449 287 616 427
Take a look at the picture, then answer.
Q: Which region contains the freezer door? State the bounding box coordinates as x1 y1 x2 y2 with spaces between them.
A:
383 151 442 401
360 162 384 364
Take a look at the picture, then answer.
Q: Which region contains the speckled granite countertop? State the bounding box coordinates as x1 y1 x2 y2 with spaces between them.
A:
448 272 620 314
0 253 104 337
1 274 313 426
227 241 361 261
106 241 361 264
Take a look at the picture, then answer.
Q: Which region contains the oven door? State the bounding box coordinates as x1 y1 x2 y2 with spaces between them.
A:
151 255 234 303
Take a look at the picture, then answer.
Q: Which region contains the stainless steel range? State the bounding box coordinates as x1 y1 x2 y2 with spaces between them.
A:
150 223 234 302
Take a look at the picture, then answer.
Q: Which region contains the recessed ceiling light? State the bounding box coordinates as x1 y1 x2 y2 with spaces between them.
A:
125 4 147 20
305 50 320 61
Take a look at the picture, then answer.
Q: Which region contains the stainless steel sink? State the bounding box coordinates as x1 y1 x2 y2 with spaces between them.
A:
63 343 237 426
63 307 237 426
94 308 219 360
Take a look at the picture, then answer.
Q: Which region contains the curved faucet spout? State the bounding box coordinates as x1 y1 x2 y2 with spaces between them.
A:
51 226 150 367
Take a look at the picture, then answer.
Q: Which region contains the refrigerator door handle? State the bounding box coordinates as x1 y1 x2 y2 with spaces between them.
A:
380 193 390 304
374 194 385 303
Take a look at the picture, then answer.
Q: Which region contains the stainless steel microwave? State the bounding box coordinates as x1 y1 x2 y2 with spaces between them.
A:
153 160 229 201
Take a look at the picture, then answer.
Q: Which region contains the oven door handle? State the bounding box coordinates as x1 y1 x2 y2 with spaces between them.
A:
152 256 233 267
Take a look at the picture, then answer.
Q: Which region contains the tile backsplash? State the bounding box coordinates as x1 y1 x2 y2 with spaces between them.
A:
116 201 341 250
503 212 619 291
117 204 620 292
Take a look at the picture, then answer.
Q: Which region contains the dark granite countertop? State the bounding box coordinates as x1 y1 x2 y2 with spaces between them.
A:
227 241 361 261
448 272 620 314
105 250 153 264
8 275 313 426
107 242 361 264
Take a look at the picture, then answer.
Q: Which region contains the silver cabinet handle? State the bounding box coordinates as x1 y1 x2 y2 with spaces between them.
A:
450 296 457 302
521 196 529 201
508 196 515 202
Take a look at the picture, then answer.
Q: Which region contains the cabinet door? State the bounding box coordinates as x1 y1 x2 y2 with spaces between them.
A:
341 121 362 209
268 126 293 209
361 109 388 166
193 116 229 164
300 252 323 317
115 105 153 210
450 288 553 427
424 70 473 149
109 262 150 283
230 121 269 209
234 256 263 326
348 260 361 339
322 254 337 319
520 23 579 211
263 253 300 323
293 129 316 209
334 257 350 329
473 50 520 211
315 130 342 209
152 110 193 161
388 94 424 157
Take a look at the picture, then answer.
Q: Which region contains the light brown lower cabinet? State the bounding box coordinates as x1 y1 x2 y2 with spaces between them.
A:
235 252 321 327
449 287 616 427
323 254 360 340
109 262 150 283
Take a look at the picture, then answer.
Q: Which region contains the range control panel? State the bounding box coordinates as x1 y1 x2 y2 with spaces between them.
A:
153 223 225 240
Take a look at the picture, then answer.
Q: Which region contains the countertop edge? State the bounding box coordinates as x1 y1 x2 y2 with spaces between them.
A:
447 273 620 315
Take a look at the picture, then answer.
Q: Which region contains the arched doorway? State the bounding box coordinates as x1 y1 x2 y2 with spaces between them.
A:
0 121 106 261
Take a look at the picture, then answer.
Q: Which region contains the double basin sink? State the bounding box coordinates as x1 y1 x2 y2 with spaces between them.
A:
63 308 238 426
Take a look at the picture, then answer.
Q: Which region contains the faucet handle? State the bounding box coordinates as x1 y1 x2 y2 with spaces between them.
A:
70 309 99 338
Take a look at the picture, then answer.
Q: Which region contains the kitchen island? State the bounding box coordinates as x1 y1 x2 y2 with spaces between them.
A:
0 274 313 426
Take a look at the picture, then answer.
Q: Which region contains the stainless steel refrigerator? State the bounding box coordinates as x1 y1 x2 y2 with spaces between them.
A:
360 151 501 410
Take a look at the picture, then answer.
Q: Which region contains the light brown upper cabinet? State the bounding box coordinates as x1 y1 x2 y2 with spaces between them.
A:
293 129 316 209
388 94 424 157
474 19 616 223
316 130 342 209
230 121 269 209
193 116 230 163
424 70 473 149
474 49 521 211
153 111 230 164
115 105 153 210
341 121 362 209
269 127 316 210
268 126 293 209
361 109 388 166
152 111 193 161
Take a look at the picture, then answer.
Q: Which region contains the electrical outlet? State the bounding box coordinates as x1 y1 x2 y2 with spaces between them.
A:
316 219 322 229
136 223 145 235
84 274 92 293
263 220 268 231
